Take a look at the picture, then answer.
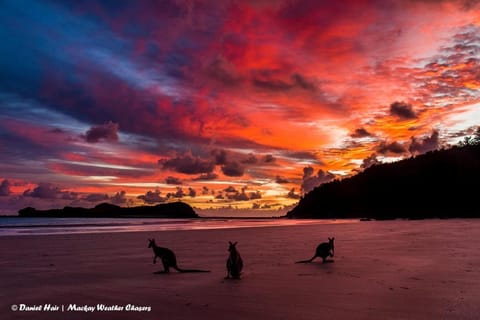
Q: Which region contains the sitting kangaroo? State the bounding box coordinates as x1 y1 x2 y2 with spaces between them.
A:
225 241 243 279
148 239 210 273
296 237 335 264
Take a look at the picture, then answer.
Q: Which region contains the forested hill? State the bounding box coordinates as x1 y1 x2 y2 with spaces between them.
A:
18 201 198 218
287 145 480 219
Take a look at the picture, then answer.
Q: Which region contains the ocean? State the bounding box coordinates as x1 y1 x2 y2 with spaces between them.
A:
0 217 356 236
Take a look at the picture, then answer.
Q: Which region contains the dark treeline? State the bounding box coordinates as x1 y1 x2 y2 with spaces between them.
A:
287 144 480 219
18 202 198 218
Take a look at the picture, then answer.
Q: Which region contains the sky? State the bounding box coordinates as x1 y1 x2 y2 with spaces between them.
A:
0 0 479 215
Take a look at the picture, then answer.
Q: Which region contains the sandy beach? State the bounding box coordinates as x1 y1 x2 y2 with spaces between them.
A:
1 219 480 320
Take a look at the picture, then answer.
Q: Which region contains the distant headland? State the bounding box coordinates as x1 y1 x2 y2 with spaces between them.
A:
18 201 198 218
287 144 480 220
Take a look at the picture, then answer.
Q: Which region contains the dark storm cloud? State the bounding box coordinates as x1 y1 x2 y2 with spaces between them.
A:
224 186 261 201
0 180 11 196
252 70 317 92
287 188 301 199
361 153 380 169
275 176 290 184
282 151 323 164
221 161 245 177
188 187 196 197
167 187 189 198
84 121 119 143
241 154 258 164
160 155 215 174
83 193 109 203
201 186 209 195
23 183 63 199
207 56 242 86
376 141 408 155
350 128 373 138
409 130 440 155
263 154 275 163
110 190 127 205
194 172 219 181
390 102 417 120
301 167 335 193
137 190 166 204
224 186 238 193
166 176 182 185
211 149 228 165
61 192 79 201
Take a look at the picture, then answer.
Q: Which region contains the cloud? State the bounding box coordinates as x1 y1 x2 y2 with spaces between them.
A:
221 161 245 177
252 70 317 92
61 192 78 200
23 183 63 199
165 176 182 185
264 154 275 163
248 190 262 200
390 102 417 120
287 188 301 199
194 172 218 180
377 141 408 155
283 151 322 163
160 155 215 174
409 130 440 155
137 190 166 204
211 149 228 165
201 186 210 195
275 176 290 184
111 190 127 205
206 56 242 86
224 186 238 193
0 180 11 196
83 193 109 202
350 127 373 138
361 153 380 169
241 154 258 164
225 186 261 201
188 187 196 197
168 187 186 198
84 121 119 143
301 167 335 193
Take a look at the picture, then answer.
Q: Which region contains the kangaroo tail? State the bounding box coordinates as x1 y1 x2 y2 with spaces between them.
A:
295 256 316 264
178 268 211 273
174 266 210 273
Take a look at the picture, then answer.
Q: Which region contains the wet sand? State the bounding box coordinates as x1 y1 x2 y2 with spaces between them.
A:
1 219 480 319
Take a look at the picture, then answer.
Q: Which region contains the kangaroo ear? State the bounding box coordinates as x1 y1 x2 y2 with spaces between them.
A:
229 241 233 245
233 242 237 246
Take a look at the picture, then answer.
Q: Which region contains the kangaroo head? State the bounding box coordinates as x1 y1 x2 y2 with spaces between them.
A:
228 241 238 252
328 237 335 255
148 238 155 248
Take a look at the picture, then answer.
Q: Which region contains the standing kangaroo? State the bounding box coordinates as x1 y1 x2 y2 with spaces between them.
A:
148 239 210 273
225 241 243 279
296 237 335 264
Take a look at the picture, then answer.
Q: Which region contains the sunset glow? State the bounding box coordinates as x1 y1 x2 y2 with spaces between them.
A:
1 0 479 214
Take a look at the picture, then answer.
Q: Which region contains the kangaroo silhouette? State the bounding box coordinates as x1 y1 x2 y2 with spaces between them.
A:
148 239 210 273
296 237 335 264
225 241 243 279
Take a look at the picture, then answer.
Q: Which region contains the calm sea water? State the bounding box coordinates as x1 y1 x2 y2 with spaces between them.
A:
0 217 357 236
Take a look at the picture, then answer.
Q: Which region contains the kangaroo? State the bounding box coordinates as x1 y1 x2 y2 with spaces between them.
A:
296 237 335 264
148 239 210 273
225 241 243 279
